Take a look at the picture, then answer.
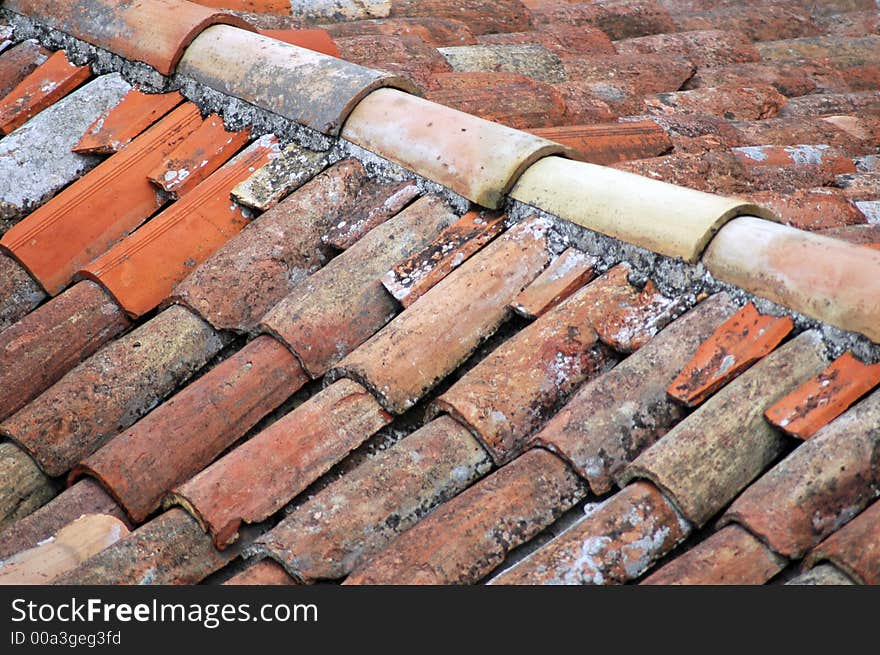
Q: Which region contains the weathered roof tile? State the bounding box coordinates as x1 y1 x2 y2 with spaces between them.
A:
673 6 821 42
528 122 672 166
0 254 45 333
0 442 55 535
335 34 452 91
510 247 596 319
321 17 477 47
530 1 676 40
804 498 880 585
321 180 421 250
0 39 50 99
437 44 565 84
561 53 695 94
642 85 788 121
477 24 615 56
230 142 330 212
388 0 532 36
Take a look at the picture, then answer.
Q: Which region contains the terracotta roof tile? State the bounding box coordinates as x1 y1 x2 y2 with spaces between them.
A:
815 10 880 37
489 481 689 585
617 30 760 69
437 44 565 85
533 293 737 494
329 218 552 414
1 102 203 296
0 479 125 561
73 336 308 523
703 216 880 343
818 224 880 249
642 85 788 121
787 563 856 585
1 305 224 477
0 442 55 534
4 0 254 75
836 172 880 201
530 1 676 40
477 24 616 56
756 189 868 231
684 61 843 98
0 40 50 99
146 114 251 198
804 498 880 585
321 180 421 250
260 195 457 377
0 50 90 135
511 156 770 262
81 134 278 318
765 352 880 440
560 53 695 94
53 508 240 585
73 88 184 155
195 0 292 14
388 0 532 36
720 389 880 558
551 82 621 124
0 73 131 233
732 144 856 176
346 449 585 585
429 276 618 465
257 28 339 56
730 116 879 156
510 247 597 319
178 25 418 135
172 159 367 333
0 254 45 333
424 76 567 129
248 415 493 582
223 560 296 586
620 330 828 527
0 514 129 584
0 281 131 424
230 142 330 211
173 379 392 548
640 524 786 585
779 91 880 118
673 6 821 42
528 122 673 165
341 88 568 208
335 34 452 91
380 210 506 308
667 303 794 408
320 17 477 47
756 35 880 67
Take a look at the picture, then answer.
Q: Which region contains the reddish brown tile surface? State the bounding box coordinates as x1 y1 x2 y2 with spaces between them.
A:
804 499 880 585
561 53 695 95
532 293 738 494
320 180 420 250
74 88 184 155
380 210 505 308
1 103 203 296
330 218 551 415
5 0 255 75
147 114 251 198
819 224 880 250
346 449 586 585
641 524 787 585
321 17 477 47
477 24 615 56
1 306 224 477
0 442 55 534
0 281 131 423
642 85 788 121
621 331 827 527
667 303 794 408
0 253 45 333
747 188 866 231
529 122 673 166
223 560 296 586
72 336 308 523
684 61 838 98
673 5 821 41
260 195 457 377
0 50 90 135
258 29 339 57
765 352 880 440
388 0 532 36
530 1 676 40
489 481 689 585
173 379 392 548
250 416 492 582
0 40 50 99
81 135 277 318
171 159 366 333
335 34 452 91
615 29 760 68
721 389 880 558
510 248 596 319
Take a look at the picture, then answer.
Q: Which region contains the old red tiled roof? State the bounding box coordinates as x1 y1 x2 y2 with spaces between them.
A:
0 0 879 587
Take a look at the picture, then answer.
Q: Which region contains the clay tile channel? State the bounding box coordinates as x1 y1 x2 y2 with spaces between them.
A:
0 49 90 135
4 0 256 76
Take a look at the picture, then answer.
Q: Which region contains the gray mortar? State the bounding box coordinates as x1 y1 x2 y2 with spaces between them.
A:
7 6 880 365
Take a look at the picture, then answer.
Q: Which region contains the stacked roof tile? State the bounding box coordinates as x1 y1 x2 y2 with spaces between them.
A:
0 0 879 587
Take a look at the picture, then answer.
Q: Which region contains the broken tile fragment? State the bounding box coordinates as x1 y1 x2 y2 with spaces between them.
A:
765 352 880 440
346 449 586 585
532 293 738 494
0 442 56 534
489 482 690 585
231 142 329 211
804 498 880 585
321 180 420 250
0 281 131 423
640 524 787 585
381 210 505 308
620 331 828 528
510 248 596 319
248 416 493 582
0 50 90 135
1 306 224 477
721 388 880 559
147 114 251 198
528 122 672 166
74 88 183 155
172 379 392 548
667 303 793 409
